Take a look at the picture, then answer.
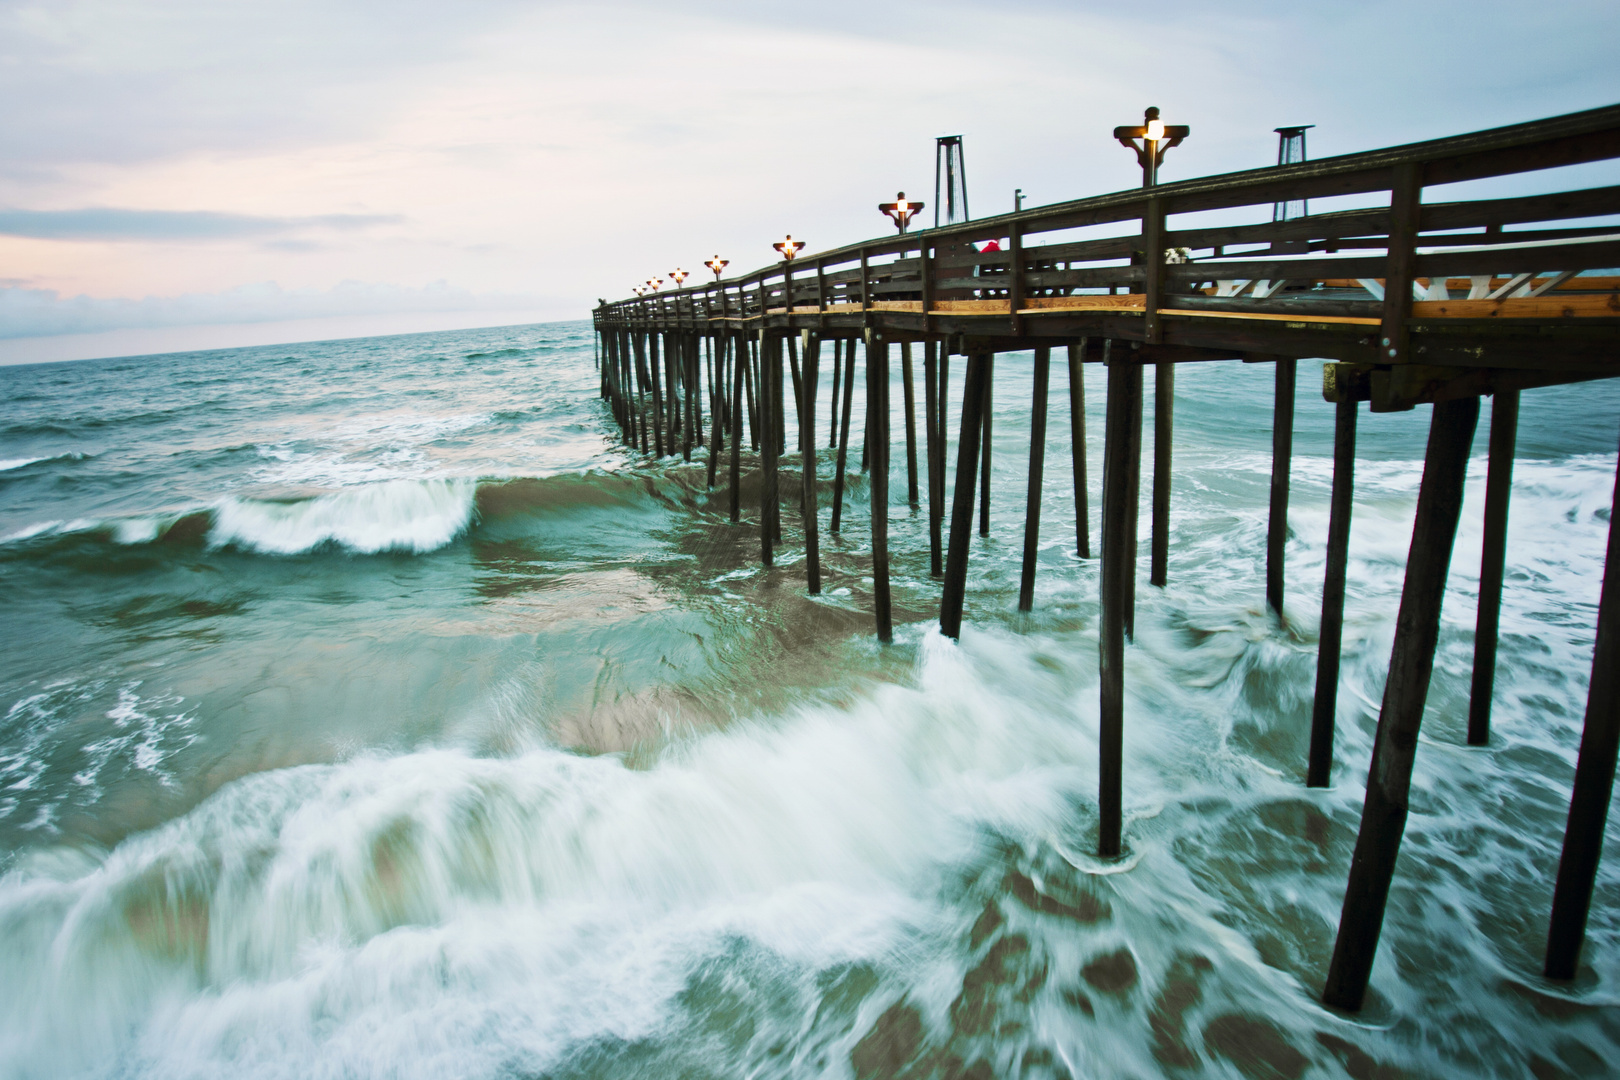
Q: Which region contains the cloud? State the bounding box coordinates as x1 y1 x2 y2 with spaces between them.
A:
0 208 402 242
0 280 547 339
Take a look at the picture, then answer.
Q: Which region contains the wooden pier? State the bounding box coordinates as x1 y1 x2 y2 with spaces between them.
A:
594 104 1620 1012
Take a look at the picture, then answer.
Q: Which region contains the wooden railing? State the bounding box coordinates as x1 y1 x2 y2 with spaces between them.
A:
597 102 1620 362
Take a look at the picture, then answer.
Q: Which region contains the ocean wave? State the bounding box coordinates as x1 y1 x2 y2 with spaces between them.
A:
210 477 479 554
0 451 88 473
0 470 686 559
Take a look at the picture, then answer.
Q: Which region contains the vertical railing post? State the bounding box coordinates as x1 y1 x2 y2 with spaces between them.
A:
1142 196 1165 344
1380 162 1421 366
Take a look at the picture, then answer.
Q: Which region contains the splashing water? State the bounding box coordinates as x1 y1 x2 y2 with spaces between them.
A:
0 321 1616 1078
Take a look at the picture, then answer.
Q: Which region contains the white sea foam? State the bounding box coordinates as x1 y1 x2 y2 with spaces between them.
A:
209 477 478 554
0 457 44 471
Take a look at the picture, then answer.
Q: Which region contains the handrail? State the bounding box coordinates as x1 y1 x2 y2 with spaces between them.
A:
598 102 1620 321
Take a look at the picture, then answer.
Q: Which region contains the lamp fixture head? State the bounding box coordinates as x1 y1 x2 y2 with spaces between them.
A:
878 191 925 234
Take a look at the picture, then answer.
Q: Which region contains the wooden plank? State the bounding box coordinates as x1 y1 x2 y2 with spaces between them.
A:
1022 295 1146 312
1323 396 1481 1012
1411 293 1620 319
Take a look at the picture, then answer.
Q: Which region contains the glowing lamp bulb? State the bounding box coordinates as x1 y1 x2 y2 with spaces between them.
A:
1145 119 1165 141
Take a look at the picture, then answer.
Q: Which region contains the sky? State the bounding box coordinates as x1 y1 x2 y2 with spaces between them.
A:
3 0 1619 363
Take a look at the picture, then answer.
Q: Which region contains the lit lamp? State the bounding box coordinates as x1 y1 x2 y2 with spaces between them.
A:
633 286 646 296
670 267 688 286
1113 106 1190 188
878 191 925 234
773 235 805 261
646 278 662 292
705 255 729 281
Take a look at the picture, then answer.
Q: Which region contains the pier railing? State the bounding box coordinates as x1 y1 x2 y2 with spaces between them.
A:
593 103 1620 1017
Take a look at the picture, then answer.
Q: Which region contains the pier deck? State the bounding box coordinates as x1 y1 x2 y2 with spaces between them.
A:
593 104 1620 1014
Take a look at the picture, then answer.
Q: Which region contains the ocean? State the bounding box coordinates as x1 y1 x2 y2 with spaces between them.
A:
0 319 1616 1078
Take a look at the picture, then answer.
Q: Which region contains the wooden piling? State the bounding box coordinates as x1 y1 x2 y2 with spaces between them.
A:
829 339 842 448
1151 359 1174 588
980 355 994 536
902 341 920 505
925 339 943 577
760 333 779 566
940 350 990 640
831 337 857 533
649 333 667 458
1323 395 1481 1012
706 336 721 489
1124 355 1143 641
729 333 744 523
1268 358 1297 618
1069 341 1091 559
745 336 760 451
681 334 694 462
1544 438 1620 980
1019 347 1051 612
1099 339 1134 857
802 332 822 594
869 332 893 642
1309 395 1359 788
1469 389 1520 746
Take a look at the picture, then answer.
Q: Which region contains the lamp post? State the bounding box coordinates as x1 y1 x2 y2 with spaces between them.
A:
646 278 662 292
1113 106 1190 188
670 267 688 287
773 235 805 261
878 192 925 235
705 255 729 281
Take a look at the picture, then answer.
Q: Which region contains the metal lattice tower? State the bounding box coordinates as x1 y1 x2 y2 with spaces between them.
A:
1273 125 1314 221
934 136 970 229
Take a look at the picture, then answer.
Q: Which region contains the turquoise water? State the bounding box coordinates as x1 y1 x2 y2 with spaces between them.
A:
0 320 1616 1078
